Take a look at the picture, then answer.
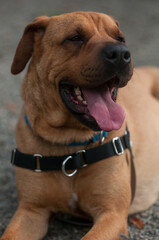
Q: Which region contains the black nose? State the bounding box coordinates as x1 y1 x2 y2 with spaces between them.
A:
102 44 131 66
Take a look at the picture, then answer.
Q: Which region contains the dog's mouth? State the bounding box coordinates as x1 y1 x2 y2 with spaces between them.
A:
59 77 125 131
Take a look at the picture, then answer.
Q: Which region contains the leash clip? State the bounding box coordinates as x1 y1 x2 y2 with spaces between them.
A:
99 131 105 143
112 137 124 156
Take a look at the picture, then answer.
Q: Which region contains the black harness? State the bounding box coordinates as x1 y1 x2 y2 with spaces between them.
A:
11 126 136 203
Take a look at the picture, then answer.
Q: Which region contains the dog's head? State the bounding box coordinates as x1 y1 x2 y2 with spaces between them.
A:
11 12 133 133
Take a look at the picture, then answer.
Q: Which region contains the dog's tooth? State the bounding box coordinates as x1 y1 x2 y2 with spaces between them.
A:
74 87 81 96
83 100 87 105
77 95 83 101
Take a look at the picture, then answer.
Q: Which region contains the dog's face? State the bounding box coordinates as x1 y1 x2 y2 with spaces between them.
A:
11 12 133 132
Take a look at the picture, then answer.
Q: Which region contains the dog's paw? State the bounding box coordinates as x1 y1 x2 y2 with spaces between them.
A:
0 238 11 240
0 232 14 240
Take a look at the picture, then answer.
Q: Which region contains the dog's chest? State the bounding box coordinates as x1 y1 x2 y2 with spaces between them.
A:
68 192 78 210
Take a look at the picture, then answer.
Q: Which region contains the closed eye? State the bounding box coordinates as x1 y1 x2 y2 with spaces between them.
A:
63 34 84 44
69 35 84 42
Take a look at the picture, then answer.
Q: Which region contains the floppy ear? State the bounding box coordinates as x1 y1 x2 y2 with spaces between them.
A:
11 16 50 75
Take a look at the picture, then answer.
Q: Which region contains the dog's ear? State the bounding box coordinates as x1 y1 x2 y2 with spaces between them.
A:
11 16 50 75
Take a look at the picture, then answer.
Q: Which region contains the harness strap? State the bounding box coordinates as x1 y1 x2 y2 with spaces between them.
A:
11 127 136 203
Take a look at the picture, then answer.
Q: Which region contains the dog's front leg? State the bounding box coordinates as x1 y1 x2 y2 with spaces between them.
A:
81 211 128 240
0 206 50 240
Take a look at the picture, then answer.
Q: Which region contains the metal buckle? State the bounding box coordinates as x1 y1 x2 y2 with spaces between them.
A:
34 154 42 172
77 149 87 167
11 148 16 164
62 156 77 177
112 137 124 156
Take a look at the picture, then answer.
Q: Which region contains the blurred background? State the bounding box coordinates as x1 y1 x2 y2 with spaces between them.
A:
0 0 159 239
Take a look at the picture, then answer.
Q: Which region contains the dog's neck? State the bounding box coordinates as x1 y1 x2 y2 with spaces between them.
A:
16 104 126 159
24 112 108 146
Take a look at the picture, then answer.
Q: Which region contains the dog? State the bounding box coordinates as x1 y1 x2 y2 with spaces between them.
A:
1 11 159 240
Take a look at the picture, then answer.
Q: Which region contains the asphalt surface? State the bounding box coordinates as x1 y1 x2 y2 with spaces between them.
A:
0 0 159 239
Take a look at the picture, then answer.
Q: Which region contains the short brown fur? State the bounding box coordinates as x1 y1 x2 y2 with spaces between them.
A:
1 12 159 240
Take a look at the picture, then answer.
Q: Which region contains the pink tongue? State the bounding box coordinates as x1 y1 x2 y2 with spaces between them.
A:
82 86 125 131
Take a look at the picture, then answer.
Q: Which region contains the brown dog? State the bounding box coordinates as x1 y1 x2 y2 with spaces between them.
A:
1 11 159 240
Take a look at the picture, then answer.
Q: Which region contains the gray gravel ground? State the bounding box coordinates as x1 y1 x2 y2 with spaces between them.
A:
0 0 159 239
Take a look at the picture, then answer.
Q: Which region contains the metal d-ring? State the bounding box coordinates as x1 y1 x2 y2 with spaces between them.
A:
62 156 77 177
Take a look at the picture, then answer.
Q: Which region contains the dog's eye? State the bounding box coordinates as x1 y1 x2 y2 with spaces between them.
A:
116 36 126 43
67 35 84 43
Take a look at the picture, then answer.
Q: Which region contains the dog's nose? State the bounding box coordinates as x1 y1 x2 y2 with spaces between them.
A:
102 44 131 66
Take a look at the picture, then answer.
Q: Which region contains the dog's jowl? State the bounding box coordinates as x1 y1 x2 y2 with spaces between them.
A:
1 11 159 240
